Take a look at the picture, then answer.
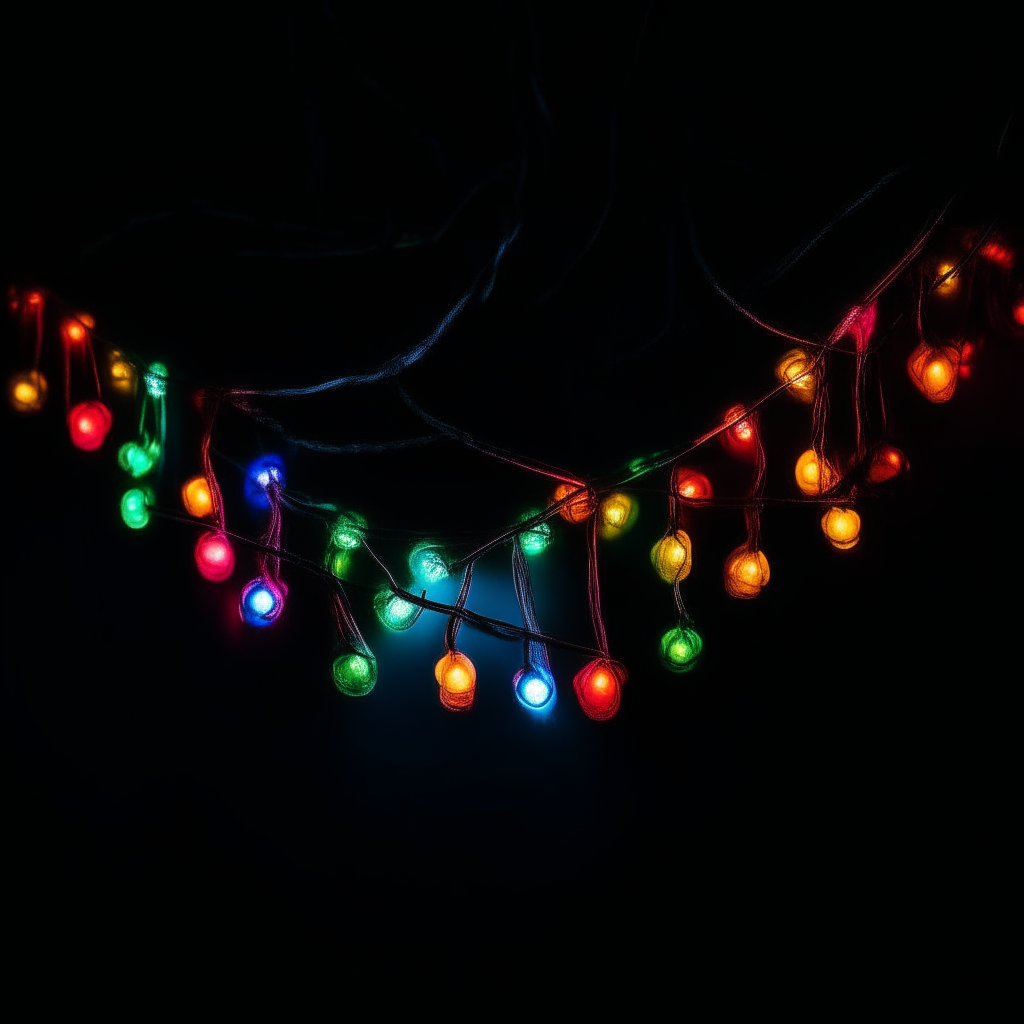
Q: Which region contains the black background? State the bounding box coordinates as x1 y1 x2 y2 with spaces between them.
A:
3 3 1021 1010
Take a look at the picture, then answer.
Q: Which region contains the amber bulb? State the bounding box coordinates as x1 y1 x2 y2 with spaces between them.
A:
775 348 816 403
650 531 693 584
434 651 477 712
794 449 836 496
552 482 596 524
109 352 136 394
720 404 757 461
907 342 959 403
724 546 770 599
821 507 861 550
934 262 958 295
598 492 637 539
182 476 215 518
672 467 712 501
9 370 47 413
866 445 907 485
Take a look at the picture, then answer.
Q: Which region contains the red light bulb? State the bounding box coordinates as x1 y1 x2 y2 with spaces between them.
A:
68 400 112 451
195 532 235 582
572 658 627 721
720 404 757 461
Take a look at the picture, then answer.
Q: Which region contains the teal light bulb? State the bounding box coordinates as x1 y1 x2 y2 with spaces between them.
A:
409 544 448 585
374 588 420 631
332 652 378 697
144 362 168 398
120 487 153 529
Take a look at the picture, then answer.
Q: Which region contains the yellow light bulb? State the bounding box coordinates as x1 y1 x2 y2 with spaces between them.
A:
794 449 836 496
598 492 636 539
8 370 47 413
775 348 816 403
650 530 693 584
821 507 861 550
934 262 958 295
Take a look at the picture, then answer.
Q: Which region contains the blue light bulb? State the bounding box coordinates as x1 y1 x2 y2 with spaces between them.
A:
244 455 286 510
513 666 556 712
240 578 284 627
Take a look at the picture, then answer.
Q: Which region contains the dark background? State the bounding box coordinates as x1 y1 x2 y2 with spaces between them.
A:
3 3 1021 1009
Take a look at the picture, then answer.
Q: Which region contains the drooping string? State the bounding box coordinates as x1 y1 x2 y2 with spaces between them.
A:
586 513 610 659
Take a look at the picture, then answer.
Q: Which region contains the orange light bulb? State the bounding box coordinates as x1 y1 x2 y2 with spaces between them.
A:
907 342 959 403
672 467 712 501
9 370 47 413
109 351 136 394
775 348 816 403
724 546 770 599
434 651 477 712
551 482 596 524
794 449 836 496
934 262 958 296
867 444 908 485
182 476 215 518
821 507 861 550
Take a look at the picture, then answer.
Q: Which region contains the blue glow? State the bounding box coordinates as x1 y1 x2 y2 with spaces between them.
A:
409 544 449 585
244 455 286 509
240 578 283 627
513 666 556 712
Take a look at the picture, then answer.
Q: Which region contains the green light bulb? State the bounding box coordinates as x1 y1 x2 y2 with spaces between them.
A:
120 487 153 529
374 588 420 631
332 652 377 697
325 547 351 580
331 511 366 550
144 362 168 398
659 626 703 673
518 510 551 556
118 439 161 478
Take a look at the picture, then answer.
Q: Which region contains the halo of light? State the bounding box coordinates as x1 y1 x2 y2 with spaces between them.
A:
373 589 421 631
659 626 703 673
794 449 837 496
599 492 637 539
907 342 959 403
144 362 168 398
434 651 477 711
650 530 692 584
551 482 596 523
775 348 816 403
9 370 47 413
333 652 378 697
182 476 215 518
194 532 235 581
724 546 770 599
512 665 555 711
244 455 285 509
821 507 861 550
68 401 112 451
240 578 284 627
672 467 713 501
120 487 153 530
409 544 449 585
573 658 626 721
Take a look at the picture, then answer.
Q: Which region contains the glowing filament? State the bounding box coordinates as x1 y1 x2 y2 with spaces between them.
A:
120 487 153 530
659 626 703 673
821 507 861 550
775 348 816 403
182 476 215 518
144 362 168 398
9 370 47 413
68 401 112 451
907 342 959 403
240 578 284 627
724 546 770 599
794 449 836 496
194 532 235 581
333 652 378 697
374 589 421 631
513 666 555 711
651 530 692 584
599 492 637 539
118 439 161 478
673 468 713 501
867 445 908 484
410 544 449 585
720 404 757 460
573 658 627 721
435 651 477 711
552 483 596 523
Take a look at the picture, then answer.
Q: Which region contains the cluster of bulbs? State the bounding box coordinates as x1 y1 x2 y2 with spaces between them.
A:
7 236 1019 719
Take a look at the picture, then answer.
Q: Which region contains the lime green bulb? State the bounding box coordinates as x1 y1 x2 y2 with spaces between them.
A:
332 652 378 696
659 626 703 673
144 362 168 398
120 487 153 529
325 547 351 579
118 439 161 478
